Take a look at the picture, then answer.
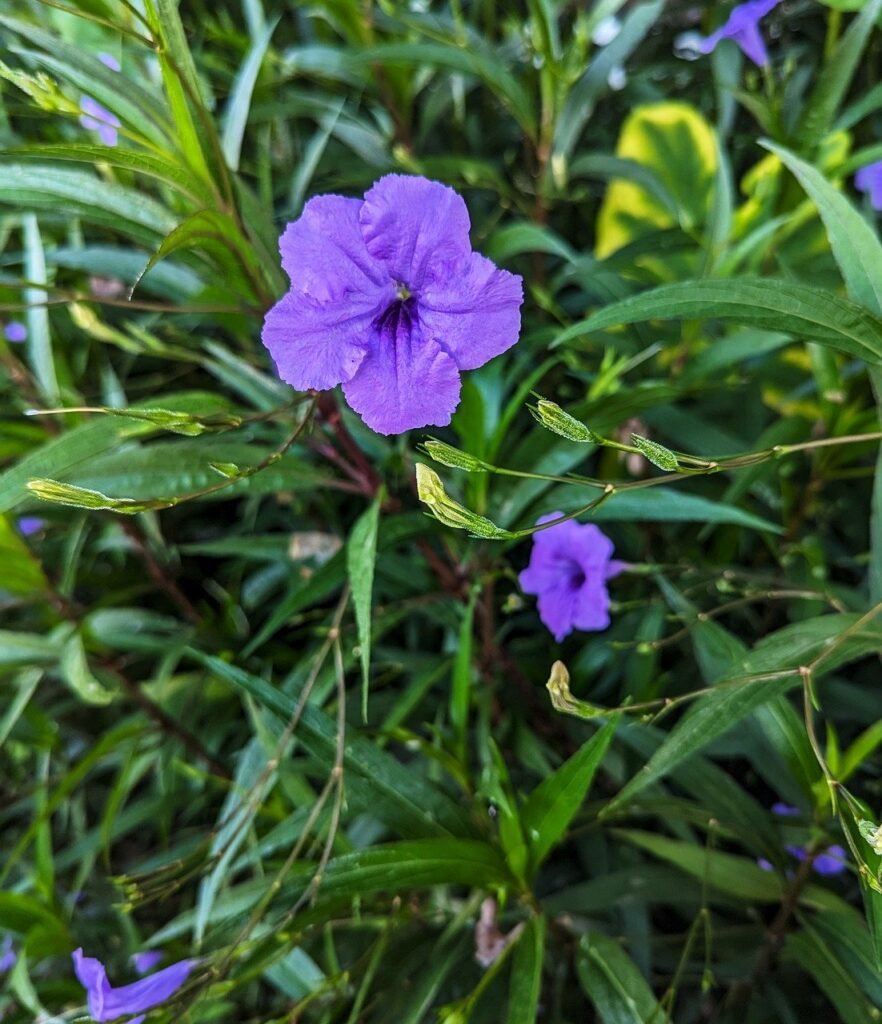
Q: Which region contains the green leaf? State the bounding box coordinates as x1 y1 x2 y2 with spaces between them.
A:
522 717 618 873
0 144 211 204
190 651 479 840
59 631 116 705
347 496 381 722
508 916 545 1024
560 279 882 366
577 930 671 1024
0 392 234 514
350 42 536 140
22 214 57 404
606 613 882 812
0 517 46 595
761 141 882 316
539 485 783 534
0 163 178 242
614 830 782 902
221 19 277 171
786 926 878 1024
796 0 882 150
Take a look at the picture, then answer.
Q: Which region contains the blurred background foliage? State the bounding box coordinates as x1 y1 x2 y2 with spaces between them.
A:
3 0 882 1021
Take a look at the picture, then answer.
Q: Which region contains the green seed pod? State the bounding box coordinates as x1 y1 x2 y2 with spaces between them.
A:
420 439 487 472
530 397 599 443
631 434 679 471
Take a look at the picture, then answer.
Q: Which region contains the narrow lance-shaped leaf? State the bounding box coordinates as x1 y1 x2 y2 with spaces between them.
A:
347 496 381 722
522 715 618 873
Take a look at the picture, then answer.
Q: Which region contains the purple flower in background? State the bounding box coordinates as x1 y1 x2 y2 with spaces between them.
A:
4 321 27 343
856 162 882 211
0 937 16 973
261 175 523 435
17 516 44 537
772 802 801 817
72 948 194 1023
786 844 848 877
80 96 121 146
519 514 623 642
98 52 121 72
697 0 779 66
132 951 163 975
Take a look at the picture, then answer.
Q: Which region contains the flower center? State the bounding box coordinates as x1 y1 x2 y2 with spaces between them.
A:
395 281 412 301
376 287 417 336
567 564 587 590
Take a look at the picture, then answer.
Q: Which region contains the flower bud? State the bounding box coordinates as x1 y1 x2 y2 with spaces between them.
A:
415 464 511 539
530 398 599 443
421 439 487 472
631 434 679 471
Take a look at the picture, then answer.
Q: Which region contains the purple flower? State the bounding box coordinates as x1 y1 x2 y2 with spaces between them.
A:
131 951 163 974
80 96 120 146
17 516 44 537
4 321 27 343
697 0 779 67
72 948 195 1023
0 937 15 973
856 162 882 211
786 843 848 877
771 802 801 817
519 514 623 642
261 175 523 435
98 52 121 72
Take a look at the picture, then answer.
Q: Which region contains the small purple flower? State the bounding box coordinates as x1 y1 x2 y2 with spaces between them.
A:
697 0 779 67
79 96 121 146
98 52 121 72
519 514 623 642
4 321 27 343
0 937 16 973
132 951 163 975
772 802 801 817
261 175 523 435
856 162 882 211
17 516 44 537
757 857 774 872
786 843 848 877
72 948 195 1023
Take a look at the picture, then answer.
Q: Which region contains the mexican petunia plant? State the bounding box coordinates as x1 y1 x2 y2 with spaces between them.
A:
4 2 882 1023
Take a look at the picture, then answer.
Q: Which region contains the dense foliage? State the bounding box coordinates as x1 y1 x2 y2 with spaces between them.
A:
3 0 882 1021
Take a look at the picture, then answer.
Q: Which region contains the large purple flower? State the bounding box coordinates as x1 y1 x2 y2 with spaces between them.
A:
519 514 622 642
698 0 779 67
856 162 882 211
261 175 523 435
72 948 194 1023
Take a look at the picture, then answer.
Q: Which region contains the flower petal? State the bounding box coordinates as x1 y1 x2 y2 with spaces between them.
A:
359 175 472 289
279 195 387 297
343 311 461 434
419 253 523 371
572 522 615 570
732 22 768 66
261 289 376 391
536 584 583 642
573 580 611 632
73 949 194 1021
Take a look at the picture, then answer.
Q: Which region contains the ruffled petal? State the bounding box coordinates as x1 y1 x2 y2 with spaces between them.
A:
279 195 387 296
572 579 612 632
261 289 378 391
419 253 523 371
343 309 461 434
572 522 615 571
359 175 472 289
536 584 583 642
